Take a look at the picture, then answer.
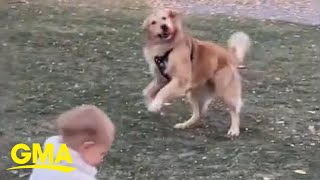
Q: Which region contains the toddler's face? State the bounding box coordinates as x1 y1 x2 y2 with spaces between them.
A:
80 143 108 166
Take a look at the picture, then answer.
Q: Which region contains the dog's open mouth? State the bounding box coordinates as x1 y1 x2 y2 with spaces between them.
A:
158 32 172 40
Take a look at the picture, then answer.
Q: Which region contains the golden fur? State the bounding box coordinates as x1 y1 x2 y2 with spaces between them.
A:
142 8 251 137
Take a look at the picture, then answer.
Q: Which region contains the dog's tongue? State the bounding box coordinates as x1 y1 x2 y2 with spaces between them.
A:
162 32 170 38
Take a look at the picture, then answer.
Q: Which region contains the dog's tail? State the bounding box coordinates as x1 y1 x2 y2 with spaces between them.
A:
227 31 251 65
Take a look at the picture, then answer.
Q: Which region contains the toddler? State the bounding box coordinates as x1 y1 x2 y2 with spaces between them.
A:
29 105 115 180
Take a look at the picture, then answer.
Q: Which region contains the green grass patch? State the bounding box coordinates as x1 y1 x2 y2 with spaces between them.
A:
1 2 320 180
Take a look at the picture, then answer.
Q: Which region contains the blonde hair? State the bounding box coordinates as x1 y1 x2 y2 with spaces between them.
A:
56 105 115 150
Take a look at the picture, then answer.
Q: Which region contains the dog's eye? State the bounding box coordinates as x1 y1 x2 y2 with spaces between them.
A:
151 21 156 25
162 17 166 20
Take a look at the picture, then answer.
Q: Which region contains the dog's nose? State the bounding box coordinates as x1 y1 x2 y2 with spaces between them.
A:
161 24 168 31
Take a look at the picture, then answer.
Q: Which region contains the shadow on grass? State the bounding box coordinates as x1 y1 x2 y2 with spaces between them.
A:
1 2 320 180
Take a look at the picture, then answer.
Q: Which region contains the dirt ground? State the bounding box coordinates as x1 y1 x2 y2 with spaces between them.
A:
1 1 320 180
152 0 320 25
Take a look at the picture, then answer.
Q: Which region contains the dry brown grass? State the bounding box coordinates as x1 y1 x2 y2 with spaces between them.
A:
150 0 314 6
30 0 149 9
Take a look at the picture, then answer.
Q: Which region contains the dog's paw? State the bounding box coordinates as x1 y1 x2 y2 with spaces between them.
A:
142 88 149 97
174 122 188 129
147 99 162 113
174 122 201 129
238 64 247 69
142 89 155 107
227 127 240 137
143 96 152 107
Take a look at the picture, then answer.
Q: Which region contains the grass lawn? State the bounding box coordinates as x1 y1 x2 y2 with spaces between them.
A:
1 2 320 180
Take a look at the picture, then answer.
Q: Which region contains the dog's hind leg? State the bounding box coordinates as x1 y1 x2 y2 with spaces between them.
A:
174 92 201 129
215 67 242 137
174 87 212 129
224 95 242 137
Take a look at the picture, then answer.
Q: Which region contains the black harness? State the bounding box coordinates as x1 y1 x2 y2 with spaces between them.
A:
154 43 194 81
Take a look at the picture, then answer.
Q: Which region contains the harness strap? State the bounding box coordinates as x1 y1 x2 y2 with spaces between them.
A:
190 39 194 62
154 42 194 81
154 48 173 81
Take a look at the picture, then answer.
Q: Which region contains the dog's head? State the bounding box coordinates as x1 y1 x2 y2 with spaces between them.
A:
142 8 182 43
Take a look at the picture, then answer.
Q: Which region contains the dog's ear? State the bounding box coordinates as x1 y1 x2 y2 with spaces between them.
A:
168 8 182 18
142 9 153 30
141 18 149 30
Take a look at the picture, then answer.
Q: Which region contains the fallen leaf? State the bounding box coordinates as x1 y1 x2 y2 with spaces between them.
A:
308 125 316 135
307 110 316 114
294 169 307 175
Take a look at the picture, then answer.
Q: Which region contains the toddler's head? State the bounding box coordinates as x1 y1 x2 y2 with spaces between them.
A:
56 105 115 166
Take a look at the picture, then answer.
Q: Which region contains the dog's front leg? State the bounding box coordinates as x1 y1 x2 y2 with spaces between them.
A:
143 78 167 106
148 78 187 113
143 79 161 106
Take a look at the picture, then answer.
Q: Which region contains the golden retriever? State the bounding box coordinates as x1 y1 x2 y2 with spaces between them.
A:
142 8 250 137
